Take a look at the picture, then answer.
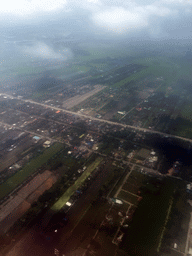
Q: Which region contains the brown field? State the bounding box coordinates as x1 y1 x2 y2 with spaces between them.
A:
18 170 52 200
27 176 57 204
0 200 31 234
0 170 58 234
135 148 150 159
118 189 139 206
0 195 24 222
122 182 139 195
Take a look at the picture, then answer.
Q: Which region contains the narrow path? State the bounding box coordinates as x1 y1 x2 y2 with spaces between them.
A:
114 164 134 198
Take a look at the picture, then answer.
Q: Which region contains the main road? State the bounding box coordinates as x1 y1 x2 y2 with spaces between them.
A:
1 93 192 144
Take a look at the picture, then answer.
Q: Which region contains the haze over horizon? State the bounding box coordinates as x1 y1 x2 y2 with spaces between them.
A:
1 2 192 256
0 1 191 73
1 0 191 39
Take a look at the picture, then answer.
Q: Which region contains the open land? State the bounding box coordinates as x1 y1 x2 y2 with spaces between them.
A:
0 143 64 200
0 170 58 234
62 84 105 109
0 42 192 256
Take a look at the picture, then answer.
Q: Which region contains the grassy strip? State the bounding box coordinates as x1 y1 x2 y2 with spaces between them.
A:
0 143 64 200
51 157 103 212
112 67 151 88
157 195 174 252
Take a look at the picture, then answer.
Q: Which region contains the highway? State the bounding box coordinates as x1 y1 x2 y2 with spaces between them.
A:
1 93 192 144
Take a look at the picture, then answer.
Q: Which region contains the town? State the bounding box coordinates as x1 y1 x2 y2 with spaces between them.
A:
0 84 192 255
1 22 192 255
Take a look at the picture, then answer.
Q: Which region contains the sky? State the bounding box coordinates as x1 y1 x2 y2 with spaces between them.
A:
0 0 192 39
0 0 192 63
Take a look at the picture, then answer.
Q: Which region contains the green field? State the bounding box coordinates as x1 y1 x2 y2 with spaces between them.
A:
51 157 103 212
121 177 182 256
110 56 192 91
112 68 150 88
76 42 135 63
136 57 192 88
15 66 45 75
0 143 64 200
180 101 192 121
73 65 91 73
122 182 139 195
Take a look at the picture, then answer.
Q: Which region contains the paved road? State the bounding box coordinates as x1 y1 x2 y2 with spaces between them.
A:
1 93 192 144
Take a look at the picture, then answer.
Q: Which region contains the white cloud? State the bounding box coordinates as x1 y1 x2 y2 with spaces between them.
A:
1 0 67 16
23 42 67 59
93 7 148 32
66 0 102 13
92 3 173 33
1 0 191 40
87 0 101 3
162 0 192 4
145 5 171 17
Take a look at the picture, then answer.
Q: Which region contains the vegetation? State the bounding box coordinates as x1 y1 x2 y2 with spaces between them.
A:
120 177 183 256
0 143 64 200
160 182 191 253
51 157 103 211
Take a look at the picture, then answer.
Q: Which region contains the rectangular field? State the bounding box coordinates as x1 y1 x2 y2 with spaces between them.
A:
119 176 183 256
124 170 149 188
0 143 64 200
63 85 105 109
17 170 52 200
122 182 139 195
135 148 150 159
118 190 139 206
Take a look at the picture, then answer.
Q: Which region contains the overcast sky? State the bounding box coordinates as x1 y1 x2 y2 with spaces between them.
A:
0 0 192 40
0 0 192 65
